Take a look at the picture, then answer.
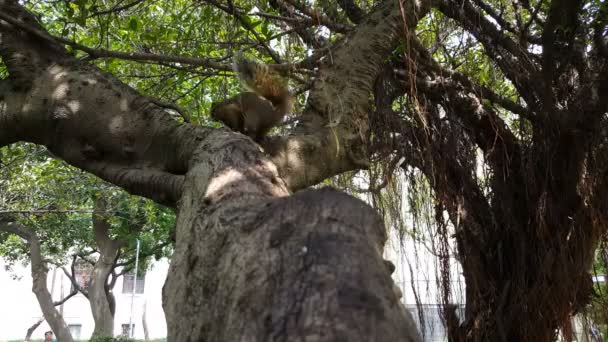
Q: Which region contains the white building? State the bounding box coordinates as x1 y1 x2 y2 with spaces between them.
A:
0 225 468 342
0 258 169 341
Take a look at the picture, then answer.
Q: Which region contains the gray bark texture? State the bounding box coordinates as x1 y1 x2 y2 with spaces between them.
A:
0 220 74 342
88 196 123 338
0 0 429 340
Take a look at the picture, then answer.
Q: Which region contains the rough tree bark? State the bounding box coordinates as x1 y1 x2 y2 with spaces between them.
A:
0 219 74 342
0 0 429 341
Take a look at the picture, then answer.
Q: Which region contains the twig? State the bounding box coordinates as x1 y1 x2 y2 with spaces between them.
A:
0 11 230 71
89 0 146 17
148 97 191 123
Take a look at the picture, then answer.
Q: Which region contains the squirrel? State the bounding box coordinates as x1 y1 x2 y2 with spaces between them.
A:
210 57 294 142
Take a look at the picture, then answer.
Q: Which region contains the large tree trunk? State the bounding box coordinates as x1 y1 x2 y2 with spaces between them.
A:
88 265 117 338
163 156 421 341
366 0 608 339
88 196 124 338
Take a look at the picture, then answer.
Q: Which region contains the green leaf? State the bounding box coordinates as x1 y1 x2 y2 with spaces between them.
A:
128 17 139 32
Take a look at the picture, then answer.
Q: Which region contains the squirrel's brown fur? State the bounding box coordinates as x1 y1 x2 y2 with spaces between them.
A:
211 58 293 142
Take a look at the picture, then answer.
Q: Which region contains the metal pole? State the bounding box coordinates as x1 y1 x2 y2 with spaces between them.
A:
60 271 64 316
128 239 140 338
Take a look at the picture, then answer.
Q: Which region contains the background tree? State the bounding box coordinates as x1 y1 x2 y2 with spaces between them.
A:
0 144 173 339
0 216 76 342
1 0 607 341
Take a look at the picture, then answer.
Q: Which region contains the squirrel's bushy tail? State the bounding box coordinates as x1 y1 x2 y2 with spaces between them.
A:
233 54 293 113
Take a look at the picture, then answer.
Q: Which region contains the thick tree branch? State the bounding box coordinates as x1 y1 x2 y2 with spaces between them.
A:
264 0 430 190
0 3 204 206
0 216 31 240
540 0 585 112
0 80 28 148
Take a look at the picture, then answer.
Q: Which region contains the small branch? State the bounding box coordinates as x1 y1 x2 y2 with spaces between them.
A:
61 267 88 298
472 0 541 44
411 37 534 120
434 0 541 108
0 11 230 71
519 0 545 27
52 288 78 306
267 0 328 49
281 0 352 33
148 97 190 123
113 241 170 268
352 156 405 194
61 256 89 298
0 209 106 214
203 0 282 63
89 0 146 17
337 0 365 24
25 317 45 342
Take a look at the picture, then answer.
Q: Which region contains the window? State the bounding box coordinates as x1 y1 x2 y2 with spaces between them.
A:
121 323 134 337
71 261 93 292
68 324 82 340
122 273 145 294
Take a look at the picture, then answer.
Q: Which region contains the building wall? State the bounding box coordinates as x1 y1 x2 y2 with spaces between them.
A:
0 258 169 341
384 229 466 342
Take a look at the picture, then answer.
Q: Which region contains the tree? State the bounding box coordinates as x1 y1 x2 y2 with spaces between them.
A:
1 0 607 341
0 196 172 339
0 144 173 339
60 195 172 339
0 217 76 342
